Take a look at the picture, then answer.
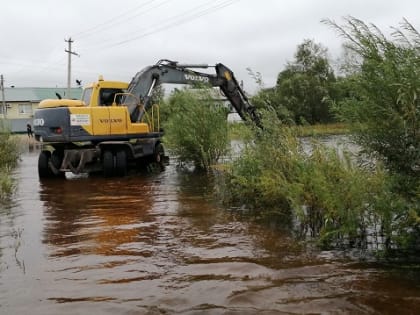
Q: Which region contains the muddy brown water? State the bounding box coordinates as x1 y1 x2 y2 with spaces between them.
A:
1 144 420 314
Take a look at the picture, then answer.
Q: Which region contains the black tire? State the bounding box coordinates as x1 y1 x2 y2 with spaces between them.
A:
38 150 53 178
154 143 165 164
51 150 65 177
115 150 127 177
102 150 114 177
152 143 165 171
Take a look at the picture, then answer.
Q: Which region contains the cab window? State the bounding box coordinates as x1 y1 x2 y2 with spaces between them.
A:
99 88 125 106
81 88 93 106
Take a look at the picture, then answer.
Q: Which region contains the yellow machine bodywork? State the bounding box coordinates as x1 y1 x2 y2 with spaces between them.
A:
38 99 85 108
38 78 151 137
68 106 150 136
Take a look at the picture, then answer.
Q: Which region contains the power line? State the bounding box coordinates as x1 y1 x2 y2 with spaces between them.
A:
72 0 164 40
74 0 236 53
4 0 239 86
102 0 238 49
113 0 224 40
3 1 170 83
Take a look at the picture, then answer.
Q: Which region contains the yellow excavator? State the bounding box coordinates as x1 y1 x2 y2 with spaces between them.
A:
33 59 261 178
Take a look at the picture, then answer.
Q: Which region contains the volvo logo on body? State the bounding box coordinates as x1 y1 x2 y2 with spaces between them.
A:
184 74 209 83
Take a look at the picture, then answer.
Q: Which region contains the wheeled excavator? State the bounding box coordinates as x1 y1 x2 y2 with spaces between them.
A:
33 59 261 178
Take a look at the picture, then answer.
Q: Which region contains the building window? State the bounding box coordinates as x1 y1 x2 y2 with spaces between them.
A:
0 104 11 115
18 104 33 115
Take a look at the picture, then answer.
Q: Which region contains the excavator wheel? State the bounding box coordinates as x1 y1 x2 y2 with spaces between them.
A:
152 143 165 171
38 150 53 179
51 150 65 178
154 143 165 164
115 150 127 177
102 150 114 177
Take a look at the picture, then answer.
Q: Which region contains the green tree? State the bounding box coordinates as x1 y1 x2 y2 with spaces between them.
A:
246 69 294 124
252 87 294 124
325 17 420 250
276 39 337 124
325 17 420 181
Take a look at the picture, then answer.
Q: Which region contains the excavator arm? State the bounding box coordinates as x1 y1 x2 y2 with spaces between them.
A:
126 59 262 128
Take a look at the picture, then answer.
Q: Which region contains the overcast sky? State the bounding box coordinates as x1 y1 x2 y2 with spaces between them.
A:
1 0 417 92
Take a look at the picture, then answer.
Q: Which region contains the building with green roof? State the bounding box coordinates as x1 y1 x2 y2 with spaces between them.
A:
1 87 82 132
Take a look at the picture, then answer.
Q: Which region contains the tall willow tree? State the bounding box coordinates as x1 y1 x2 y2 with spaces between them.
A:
325 17 420 181
325 17 420 250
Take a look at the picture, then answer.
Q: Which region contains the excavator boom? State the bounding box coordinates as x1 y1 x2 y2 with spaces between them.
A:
127 59 261 128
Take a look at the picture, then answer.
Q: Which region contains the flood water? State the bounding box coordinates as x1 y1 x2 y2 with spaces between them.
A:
1 144 420 314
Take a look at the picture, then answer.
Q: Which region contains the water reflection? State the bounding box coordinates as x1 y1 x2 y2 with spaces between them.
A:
40 175 163 258
0 148 419 314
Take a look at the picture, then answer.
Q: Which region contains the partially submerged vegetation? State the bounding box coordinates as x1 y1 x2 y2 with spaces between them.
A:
294 123 350 137
161 88 229 171
0 121 20 201
164 17 419 255
222 113 417 251
1 17 416 257
325 17 419 183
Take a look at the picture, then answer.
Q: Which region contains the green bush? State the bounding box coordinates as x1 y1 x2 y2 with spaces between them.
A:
321 17 420 251
0 167 15 198
223 113 301 216
0 121 20 200
221 110 415 249
161 88 229 171
288 143 388 247
325 17 419 182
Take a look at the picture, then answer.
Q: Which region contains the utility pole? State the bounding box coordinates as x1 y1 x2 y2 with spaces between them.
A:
65 38 79 98
1 74 6 118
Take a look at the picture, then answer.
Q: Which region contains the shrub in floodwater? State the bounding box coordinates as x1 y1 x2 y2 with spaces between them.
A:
161 88 229 171
288 143 388 248
323 17 420 251
221 110 413 249
0 167 15 199
0 121 20 200
325 17 419 185
222 113 301 219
